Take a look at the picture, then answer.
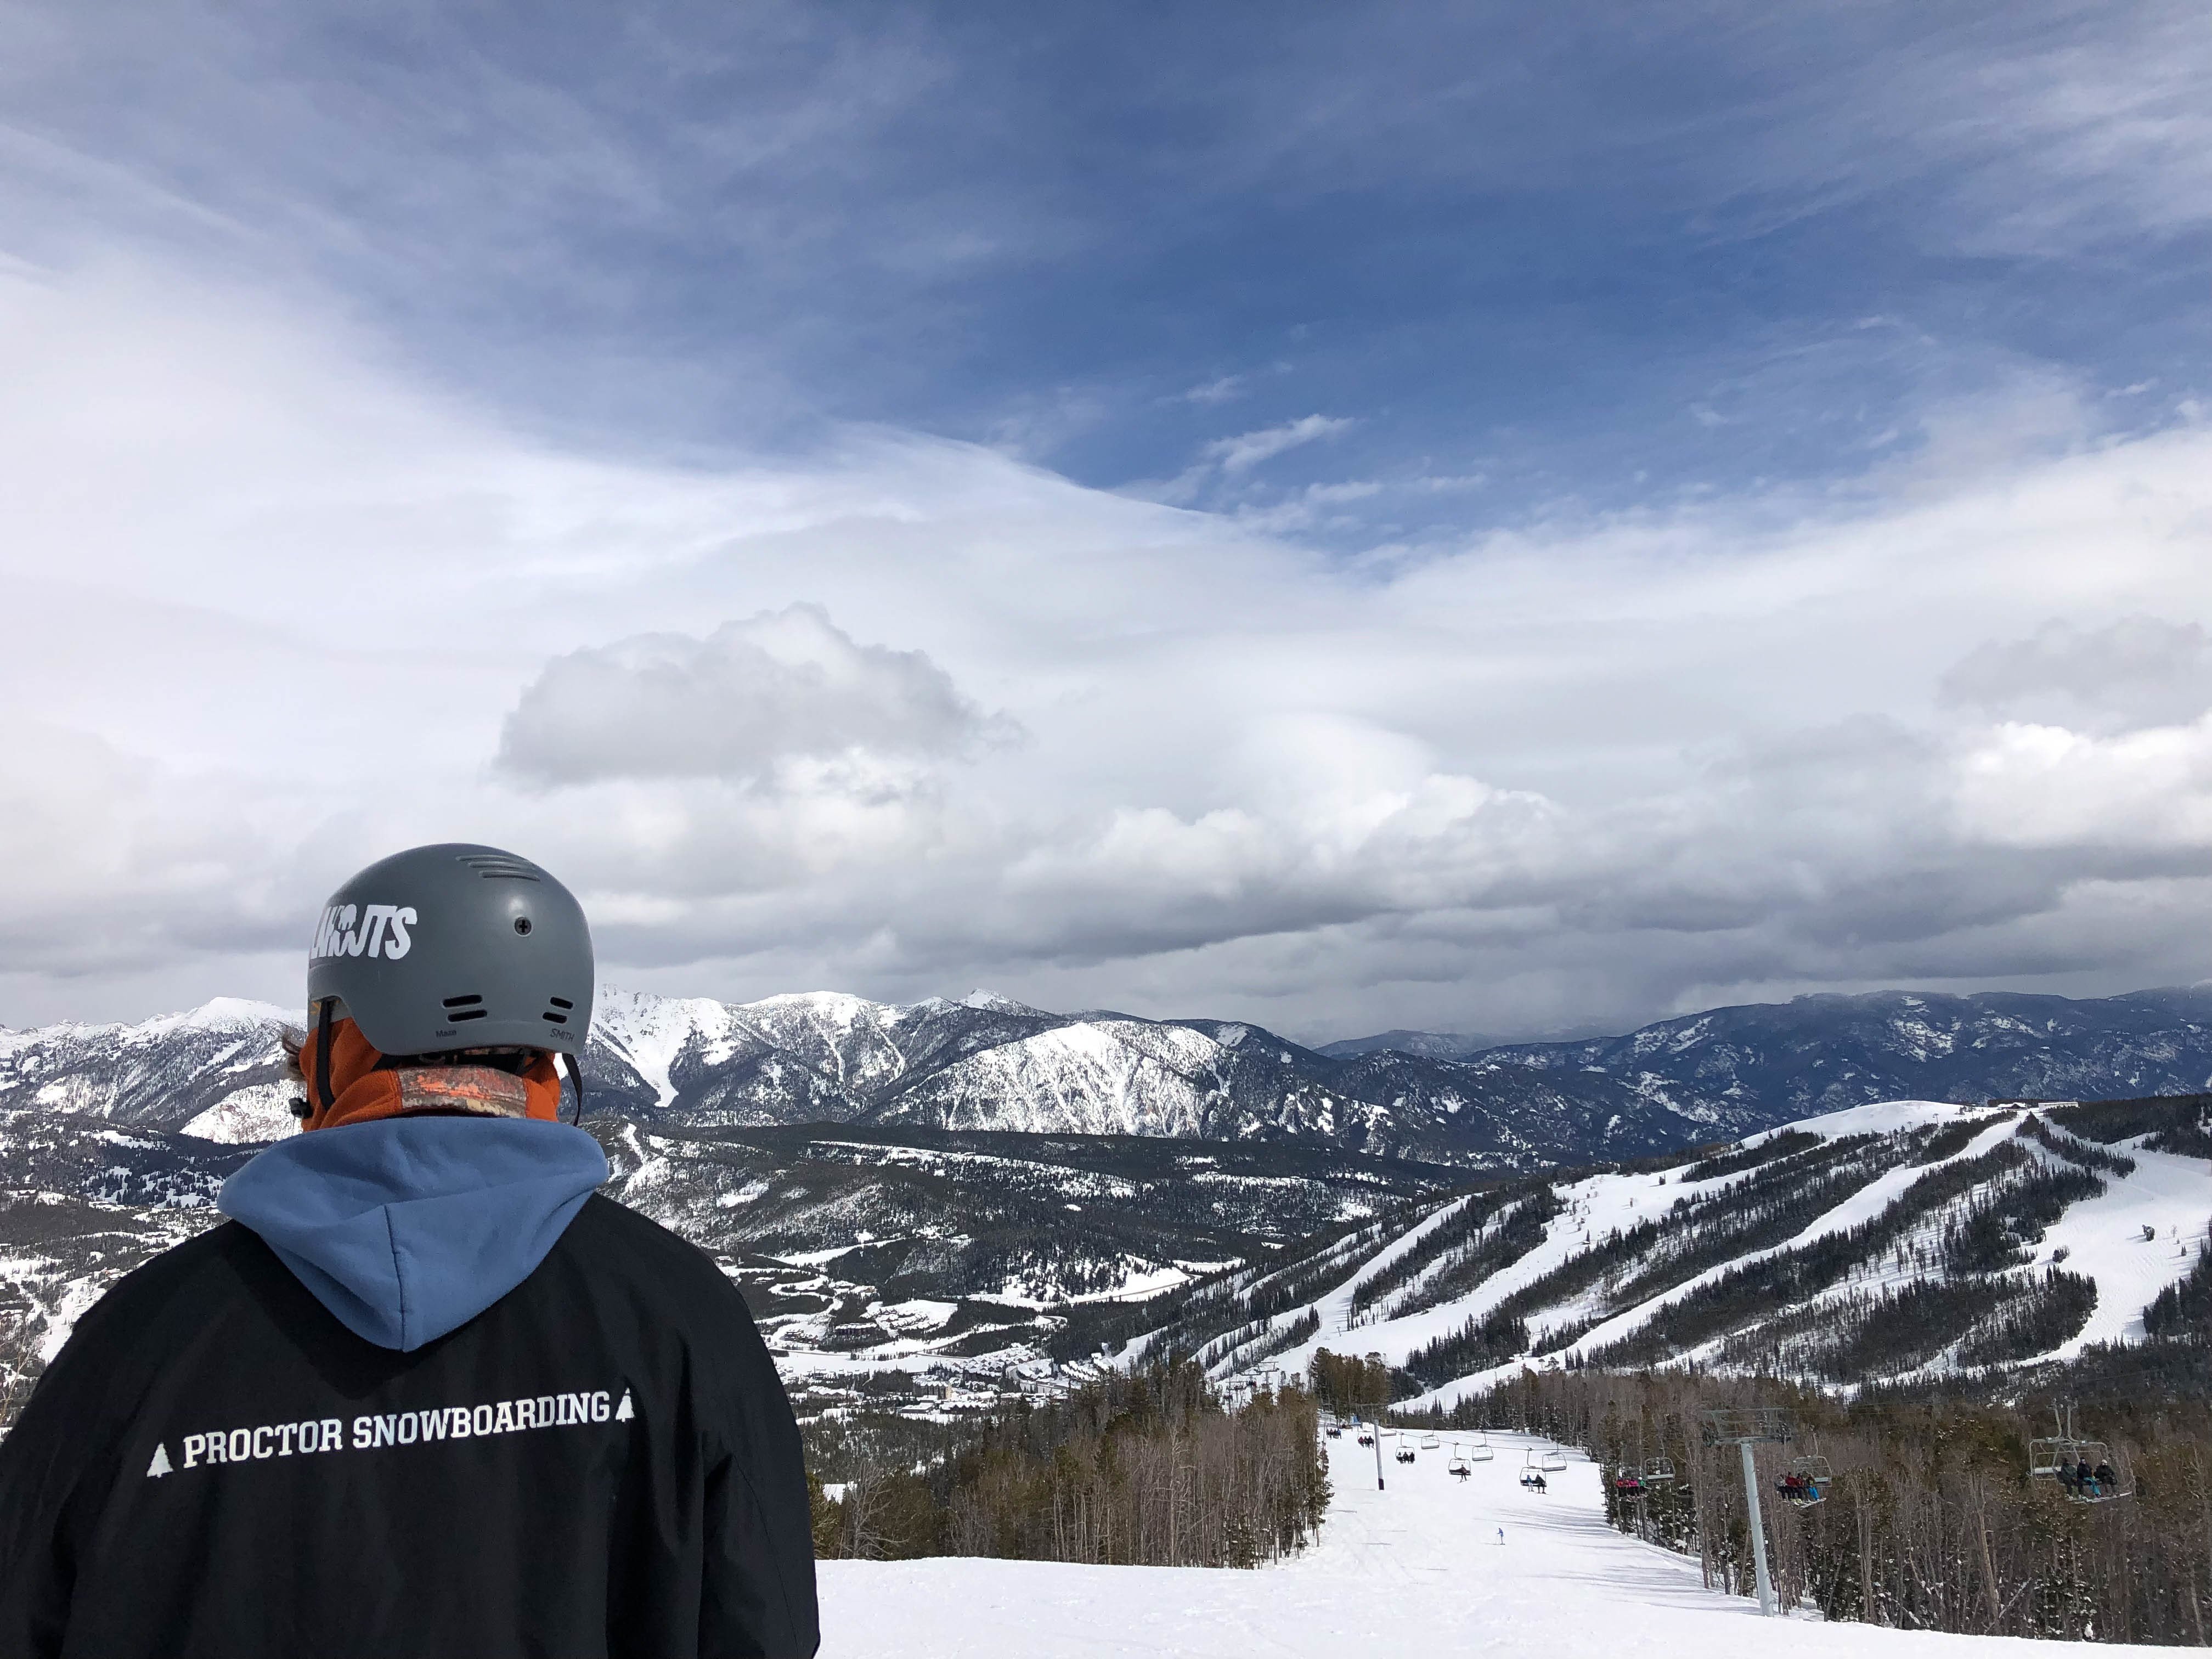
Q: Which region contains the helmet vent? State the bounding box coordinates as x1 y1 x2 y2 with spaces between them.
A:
458 853 541 882
541 1009 569 1025
442 993 489 1024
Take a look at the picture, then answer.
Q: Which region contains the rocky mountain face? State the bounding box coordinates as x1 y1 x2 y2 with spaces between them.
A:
1 988 1751 1168
10 983 2212 1170
0 999 297 1137
1455 986 2212 1120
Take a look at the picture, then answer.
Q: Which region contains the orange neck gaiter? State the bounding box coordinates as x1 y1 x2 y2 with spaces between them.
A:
298 1016 566 1131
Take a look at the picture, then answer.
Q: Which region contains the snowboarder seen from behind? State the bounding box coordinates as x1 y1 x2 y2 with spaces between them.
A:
0 844 820 1658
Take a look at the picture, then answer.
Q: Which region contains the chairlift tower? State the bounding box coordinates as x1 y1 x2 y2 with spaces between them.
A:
1365 1351 1388 1491
1701 1407 1794 1618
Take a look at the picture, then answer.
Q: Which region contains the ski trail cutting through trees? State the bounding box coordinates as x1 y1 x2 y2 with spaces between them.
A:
819 1430 2167 1657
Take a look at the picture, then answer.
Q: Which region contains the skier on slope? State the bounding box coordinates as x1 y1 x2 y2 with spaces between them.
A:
0 844 820 1658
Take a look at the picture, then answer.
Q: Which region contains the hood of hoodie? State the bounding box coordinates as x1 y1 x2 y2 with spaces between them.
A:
219 1115 610 1351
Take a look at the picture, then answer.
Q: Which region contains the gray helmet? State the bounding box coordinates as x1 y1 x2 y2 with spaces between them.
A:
306 843 594 1058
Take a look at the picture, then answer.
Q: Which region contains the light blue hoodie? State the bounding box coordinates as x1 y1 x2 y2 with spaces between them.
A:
218 1116 610 1351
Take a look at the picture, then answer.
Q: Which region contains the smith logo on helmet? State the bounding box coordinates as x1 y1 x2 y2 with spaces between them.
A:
311 902 417 961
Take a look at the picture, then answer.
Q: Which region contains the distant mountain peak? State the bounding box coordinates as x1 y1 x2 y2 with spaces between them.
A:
957 989 1043 1014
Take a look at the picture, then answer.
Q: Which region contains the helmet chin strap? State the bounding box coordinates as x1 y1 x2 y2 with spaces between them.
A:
314 997 336 1118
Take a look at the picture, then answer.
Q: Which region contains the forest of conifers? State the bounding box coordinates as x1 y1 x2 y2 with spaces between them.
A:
1403 1354 2212 1645
806 1362 1329 1568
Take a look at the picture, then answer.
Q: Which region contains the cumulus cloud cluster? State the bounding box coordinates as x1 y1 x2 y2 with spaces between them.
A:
498 605 1004 787
9 258 2210 1040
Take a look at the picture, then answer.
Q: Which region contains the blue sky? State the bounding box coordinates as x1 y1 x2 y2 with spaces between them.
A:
18 3 2207 518
2 1 2210 1038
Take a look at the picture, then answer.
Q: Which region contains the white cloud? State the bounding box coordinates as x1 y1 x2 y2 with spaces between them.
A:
1954 716 2212 850
1939 617 2212 733
1179 375 1247 406
497 605 1003 786
1201 414 1355 474
4 259 2212 1040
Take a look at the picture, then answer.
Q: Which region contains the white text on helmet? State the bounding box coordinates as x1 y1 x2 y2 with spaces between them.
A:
311 903 417 961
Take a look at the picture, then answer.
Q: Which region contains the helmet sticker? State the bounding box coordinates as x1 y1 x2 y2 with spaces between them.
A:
311 903 417 961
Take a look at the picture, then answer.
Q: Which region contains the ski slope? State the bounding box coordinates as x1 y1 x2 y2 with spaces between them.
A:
1179 1099 2211 1410
819 1431 2168 1657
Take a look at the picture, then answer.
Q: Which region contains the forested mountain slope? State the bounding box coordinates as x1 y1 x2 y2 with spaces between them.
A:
1350 986 2212 1118
1137 1094 2212 1409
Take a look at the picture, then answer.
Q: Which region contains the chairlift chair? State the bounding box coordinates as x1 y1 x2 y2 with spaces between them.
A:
1781 1454 1831 1506
1538 1447 1568 1472
1420 1434 1441 1450
2051 1441 2133 1504
2028 1405 2132 1503
2028 1435 2075 1480
1468 1435 1495 1462
1644 1454 1677 1485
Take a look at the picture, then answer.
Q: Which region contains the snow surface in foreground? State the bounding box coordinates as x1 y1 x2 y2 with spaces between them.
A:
820 1431 2166 1657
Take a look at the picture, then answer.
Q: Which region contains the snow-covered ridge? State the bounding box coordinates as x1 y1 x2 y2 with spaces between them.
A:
9 983 2212 1173
0 986 1748 1166
1171 1096 2211 1407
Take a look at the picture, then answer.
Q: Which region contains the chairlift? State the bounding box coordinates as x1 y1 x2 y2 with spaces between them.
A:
1538 1447 1568 1472
1615 1469 1647 1497
1448 1444 1472 1479
1779 1454 1831 1507
1644 1454 1677 1485
1468 1433 1495 1463
2029 1404 2134 1504
1419 1434 1441 1451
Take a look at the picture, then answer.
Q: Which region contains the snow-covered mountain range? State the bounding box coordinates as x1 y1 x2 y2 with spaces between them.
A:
1344 985 2212 1119
0 986 1755 1165
5 981 2210 1422
14 983 2212 1169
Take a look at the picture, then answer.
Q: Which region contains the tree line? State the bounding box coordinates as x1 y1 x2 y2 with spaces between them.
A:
808 1361 1330 1568
1400 1347 2212 1645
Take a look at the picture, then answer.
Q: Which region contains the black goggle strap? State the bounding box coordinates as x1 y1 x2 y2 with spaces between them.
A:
314 996 336 1117
566 1051 586 1126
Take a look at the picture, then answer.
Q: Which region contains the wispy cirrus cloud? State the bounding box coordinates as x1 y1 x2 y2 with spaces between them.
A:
1202 415 1356 475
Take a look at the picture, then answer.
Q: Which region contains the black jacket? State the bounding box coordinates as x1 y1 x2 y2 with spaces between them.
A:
0 1192 820 1658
